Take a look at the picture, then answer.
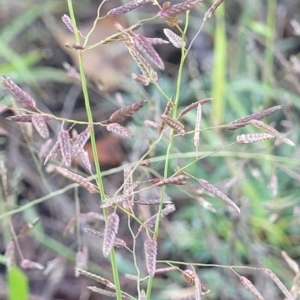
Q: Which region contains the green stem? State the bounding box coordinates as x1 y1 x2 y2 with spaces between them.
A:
66 1 122 299
145 11 190 300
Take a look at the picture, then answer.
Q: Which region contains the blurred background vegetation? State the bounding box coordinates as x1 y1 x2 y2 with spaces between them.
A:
0 0 300 299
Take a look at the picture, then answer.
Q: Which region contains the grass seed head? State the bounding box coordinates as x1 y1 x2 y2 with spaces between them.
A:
237 133 275 143
144 237 157 277
107 0 147 16
1 75 37 111
163 28 185 48
158 0 202 18
103 212 120 257
239 276 265 300
107 123 133 138
32 115 50 139
161 114 185 135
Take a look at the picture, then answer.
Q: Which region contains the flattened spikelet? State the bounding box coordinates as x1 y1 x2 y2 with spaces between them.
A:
75 247 88 277
58 130 72 167
261 268 294 300
203 0 224 21
21 259 44 270
139 204 176 231
146 37 169 45
53 166 98 193
6 114 33 122
144 237 157 276
132 73 150 86
32 115 50 139
227 105 283 130
249 120 295 146
87 286 118 298
76 268 115 288
178 98 212 118
161 114 185 135
198 179 240 213
107 123 133 138
110 100 148 123
144 120 160 129
194 103 202 154
62 14 74 32
71 125 92 157
103 212 120 257
84 228 126 248
239 276 265 300
237 133 274 144
44 139 60 165
163 28 185 48
194 271 202 300
135 199 173 205
155 266 178 274
134 34 165 70
78 149 92 173
39 138 53 163
107 0 147 16
1 75 37 110
157 0 202 18
182 269 195 285
151 175 189 186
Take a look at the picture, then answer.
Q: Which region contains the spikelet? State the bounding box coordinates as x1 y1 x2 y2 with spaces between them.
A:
32 115 50 139
134 34 165 70
144 120 160 129
239 276 265 300
44 139 60 165
75 247 88 277
58 130 72 166
144 237 157 276
146 37 169 45
76 268 116 288
6 114 33 122
110 100 148 123
194 103 202 155
194 271 202 300
123 163 134 211
163 28 185 48
100 195 128 208
62 14 74 32
237 133 275 144
52 166 98 193
249 120 295 146
182 269 195 285
38 138 53 163
83 228 126 248
261 268 294 300
78 149 92 173
107 0 147 16
107 123 132 138
130 48 158 82
71 125 92 157
87 287 119 298
21 259 44 270
155 266 178 274
0 159 8 199
139 204 176 231
132 73 150 86
203 0 224 21
178 98 212 118
150 175 189 186
198 179 240 213
1 75 37 111
135 199 173 205
161 114 185 135
103 212 120 257
227 105 283 130
4 241 15 271
157 0 202 19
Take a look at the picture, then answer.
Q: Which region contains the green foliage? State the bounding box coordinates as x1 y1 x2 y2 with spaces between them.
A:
8 267 29 300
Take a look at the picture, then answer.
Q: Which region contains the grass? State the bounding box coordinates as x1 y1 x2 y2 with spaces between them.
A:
0 0 300 299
